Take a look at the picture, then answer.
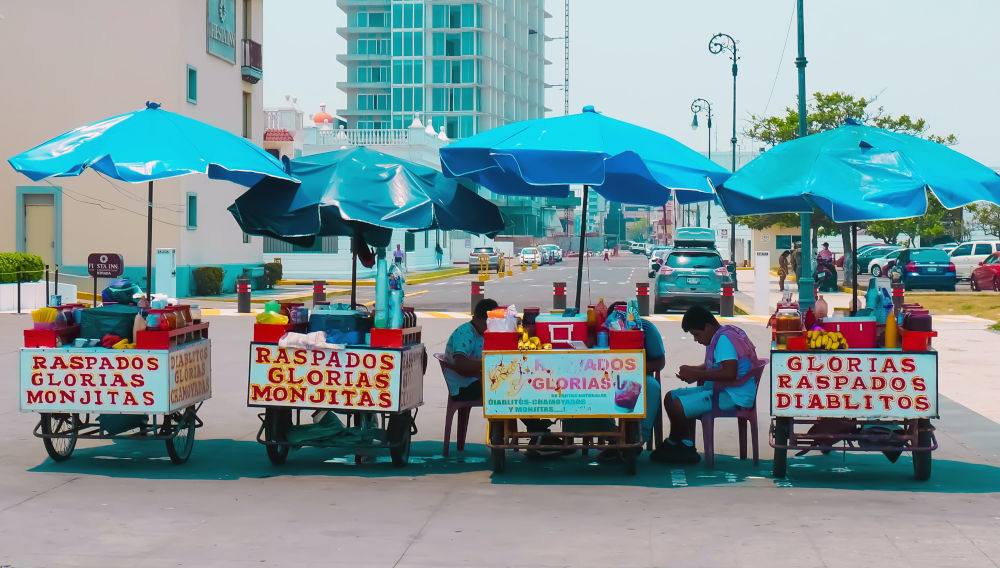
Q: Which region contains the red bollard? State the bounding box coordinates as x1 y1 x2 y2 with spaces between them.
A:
312 280 326 307
237 278 251 313
635 282 650 316
552 281 566 311
891 282 904 313
720 281 734 317
471 280 485 313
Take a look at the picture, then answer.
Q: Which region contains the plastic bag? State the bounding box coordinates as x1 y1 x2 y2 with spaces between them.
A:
486 305 518 332
256 311 288 325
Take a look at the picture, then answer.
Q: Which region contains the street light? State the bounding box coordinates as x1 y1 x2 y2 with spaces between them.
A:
709 32 739 288
690 97 713 229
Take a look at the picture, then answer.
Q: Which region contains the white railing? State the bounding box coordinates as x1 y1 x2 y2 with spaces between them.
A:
264 110 281 129
316 128 409 146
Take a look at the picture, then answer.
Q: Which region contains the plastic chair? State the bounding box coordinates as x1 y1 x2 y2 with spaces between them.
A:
435 353 482 457
697 360 769 468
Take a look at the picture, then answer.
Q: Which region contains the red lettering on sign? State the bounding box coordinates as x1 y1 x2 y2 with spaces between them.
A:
378 391 392 408
787 356 801 371
912 377 926 392
880 358 898 374
292 349 307 366
815 375 830 390
777 374 791 388
31 356 47 370
878 394 893 410
795 376 812 390
380 353 395 371
914 396 930 411
776 393 791 409
374 372 390 390
900 357 916 373
890 377 906 392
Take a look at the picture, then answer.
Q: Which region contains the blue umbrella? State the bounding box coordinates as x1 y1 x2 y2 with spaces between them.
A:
440 105 731 309
8 102 297 298
714 119 1000 310
229 146 505 305
715 120 1000 222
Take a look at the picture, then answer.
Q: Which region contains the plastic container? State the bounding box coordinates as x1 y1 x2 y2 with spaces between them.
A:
264 300 281 314
190 305 202 324
821 316 877 348
374 257 389 329
594 298 608 329
536 314 588 348
815 295 829 320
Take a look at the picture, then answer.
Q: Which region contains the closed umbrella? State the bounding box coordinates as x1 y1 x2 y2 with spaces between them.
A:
8 102 297 299
440 105 732 309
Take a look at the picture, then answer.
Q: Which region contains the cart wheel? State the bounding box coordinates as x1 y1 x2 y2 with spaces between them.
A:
623 420 640 475
912 419 932 482
772 418 790 479
165 407 196 465
387 411 412 468
40 413 78 462
488 420 506 474
264 408 292 465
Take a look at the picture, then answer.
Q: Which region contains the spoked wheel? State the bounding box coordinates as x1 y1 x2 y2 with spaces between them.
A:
912 419 933 482
264 407 292 465
488 420 506 474
772 418 791 479
870 265 882 277
40 413 78 462
165 407 196 465
623 420 640 475
387 411 412 468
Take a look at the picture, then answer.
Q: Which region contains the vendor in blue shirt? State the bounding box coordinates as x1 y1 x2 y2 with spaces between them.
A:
652 305 760 464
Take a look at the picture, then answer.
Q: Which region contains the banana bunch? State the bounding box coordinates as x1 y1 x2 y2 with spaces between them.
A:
806 330 849 350
517 326 552 350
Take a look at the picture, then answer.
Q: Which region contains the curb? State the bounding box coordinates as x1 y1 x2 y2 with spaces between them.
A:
277 267 468 287
186 289 352 304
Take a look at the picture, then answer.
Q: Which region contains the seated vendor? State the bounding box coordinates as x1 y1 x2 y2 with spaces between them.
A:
439 298 498 401
652 305 761 464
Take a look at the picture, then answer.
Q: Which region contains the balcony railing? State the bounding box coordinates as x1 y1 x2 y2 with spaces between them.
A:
316 128 409 146
265 110 281 129
241 39 262 84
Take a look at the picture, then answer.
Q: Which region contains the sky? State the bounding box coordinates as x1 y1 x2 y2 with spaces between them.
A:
264 0 1000 167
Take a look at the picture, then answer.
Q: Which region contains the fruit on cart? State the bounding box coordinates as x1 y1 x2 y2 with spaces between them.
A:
517 335 545 350
806 330 849 350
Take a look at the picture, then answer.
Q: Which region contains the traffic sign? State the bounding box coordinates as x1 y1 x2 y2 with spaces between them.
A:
87 253 124 278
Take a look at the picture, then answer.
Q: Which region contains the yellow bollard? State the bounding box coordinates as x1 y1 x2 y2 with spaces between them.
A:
532 262 537 270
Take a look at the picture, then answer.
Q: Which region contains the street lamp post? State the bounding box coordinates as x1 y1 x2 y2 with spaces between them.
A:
795 0 815 311
690 97 713 230
710 32 739 289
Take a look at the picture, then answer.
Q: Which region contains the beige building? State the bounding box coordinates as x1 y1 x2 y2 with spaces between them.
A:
1 0 267 297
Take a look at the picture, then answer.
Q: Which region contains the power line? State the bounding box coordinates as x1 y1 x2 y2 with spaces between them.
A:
44 180 192 229
762 0 797 119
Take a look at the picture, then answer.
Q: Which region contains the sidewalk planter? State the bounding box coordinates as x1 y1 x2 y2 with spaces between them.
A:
0 282 78 311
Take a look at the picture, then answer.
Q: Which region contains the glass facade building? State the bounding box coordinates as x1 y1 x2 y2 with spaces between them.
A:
336 0 548 139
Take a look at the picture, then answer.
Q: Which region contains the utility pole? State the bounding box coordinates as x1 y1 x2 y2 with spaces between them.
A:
796 0 814 311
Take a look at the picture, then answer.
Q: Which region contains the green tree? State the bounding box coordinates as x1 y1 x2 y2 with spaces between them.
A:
627 218 650 241
741 91 959 268
967 202 1000 238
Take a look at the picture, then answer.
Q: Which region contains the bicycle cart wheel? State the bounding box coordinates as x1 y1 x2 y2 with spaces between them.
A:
772 418 790 478
264 408 292 465
912 419 932 482
488 419 506 474
623 420 640 475
165 407 196 465
387 411 412 468
40 413 78 462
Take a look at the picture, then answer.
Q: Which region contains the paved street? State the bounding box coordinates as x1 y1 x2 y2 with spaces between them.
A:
2 255 1000 567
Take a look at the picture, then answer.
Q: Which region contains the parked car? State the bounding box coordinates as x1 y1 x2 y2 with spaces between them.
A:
654 229 726 313
538 244 562 262
520 247 542 266
629 242 646 254
868 248 905 277
970 253 1000 291
855 245 903 274
644 243 656 256
468 246 500 273
648 247 672 278
890 248 956 291
949 241 1000 280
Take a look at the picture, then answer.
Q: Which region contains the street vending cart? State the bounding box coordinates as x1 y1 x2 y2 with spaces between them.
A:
769 317 938 481
482 316 647 474
20 310 211 465
247 321 425 468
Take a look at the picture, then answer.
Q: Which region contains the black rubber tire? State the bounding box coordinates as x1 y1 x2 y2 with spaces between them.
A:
388 411 412 468
772 418 790 479
971 278 979 291
489 420 506 474
993 277 1000 292
913 419 932 482
40 413 78 462
623 421 640 475
870 265 882 277
264 408 292 465
165 407 196 465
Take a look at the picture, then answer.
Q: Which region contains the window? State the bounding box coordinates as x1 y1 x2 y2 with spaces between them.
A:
424 231 429 248
952 244 972 257
242 92 251 138
975 243 992 255
243 232 250 244
186 65 197 104
186 193 197 229
243 0 251 38
404 4 413 28
404 233 415 252
393 4 402 27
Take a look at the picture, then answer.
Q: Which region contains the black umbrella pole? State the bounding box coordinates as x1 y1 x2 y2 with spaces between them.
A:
146 180 153 301
574 185 589 312
351 243 358 309
851 222 858 316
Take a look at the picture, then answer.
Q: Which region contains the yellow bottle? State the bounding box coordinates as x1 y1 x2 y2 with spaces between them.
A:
884 312 898 348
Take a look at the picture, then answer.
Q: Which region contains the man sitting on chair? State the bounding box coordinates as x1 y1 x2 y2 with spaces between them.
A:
651 305 761 464
439 298 498 401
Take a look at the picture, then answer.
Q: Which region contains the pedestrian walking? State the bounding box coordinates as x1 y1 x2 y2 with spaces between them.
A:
434 243 444 268
778 250 790 292
604 248 610 262
393 244 404 268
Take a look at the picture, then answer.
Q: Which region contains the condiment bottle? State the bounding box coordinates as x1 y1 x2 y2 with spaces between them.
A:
884 311 898 348
815 295 828 320
594 298 608 328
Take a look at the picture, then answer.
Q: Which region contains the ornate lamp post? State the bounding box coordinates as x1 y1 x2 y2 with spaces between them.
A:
690 97 713 228
709 32 739 288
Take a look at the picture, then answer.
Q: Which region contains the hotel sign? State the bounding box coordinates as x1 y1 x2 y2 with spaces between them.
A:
207 0 237 63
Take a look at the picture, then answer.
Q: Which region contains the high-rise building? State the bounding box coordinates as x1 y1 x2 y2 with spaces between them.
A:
336 0 548 140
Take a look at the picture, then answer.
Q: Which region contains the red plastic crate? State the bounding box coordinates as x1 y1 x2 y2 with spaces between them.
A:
484 331 519 350
253 323 290 344
370 327 421 348
608 329 644 349
900 329 937 351
23 325 80 348
821 318 876 349
536 319 588 348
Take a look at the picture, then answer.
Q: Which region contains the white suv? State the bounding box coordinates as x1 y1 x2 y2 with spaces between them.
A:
950 241 1000 279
